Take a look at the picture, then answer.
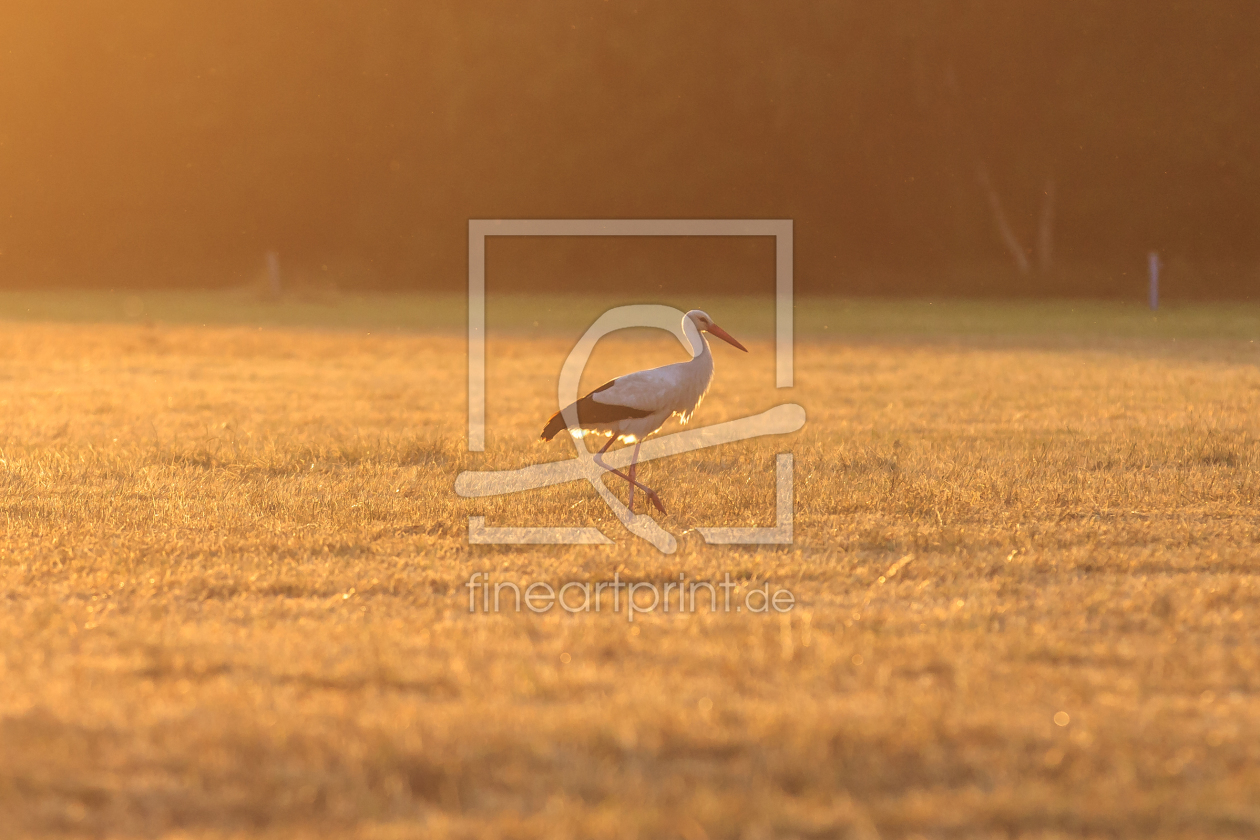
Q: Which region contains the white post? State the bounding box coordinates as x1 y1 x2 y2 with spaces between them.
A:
266 250 282 298
1148 251 1160 310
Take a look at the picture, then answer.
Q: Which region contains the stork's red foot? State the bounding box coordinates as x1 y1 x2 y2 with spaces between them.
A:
644 490 666 514
629 489 665 515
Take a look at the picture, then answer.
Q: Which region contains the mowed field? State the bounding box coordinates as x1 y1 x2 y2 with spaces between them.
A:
1 293 1259 839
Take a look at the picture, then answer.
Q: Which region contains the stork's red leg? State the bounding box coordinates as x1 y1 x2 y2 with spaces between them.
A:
594 438 665 514
627 440 642 513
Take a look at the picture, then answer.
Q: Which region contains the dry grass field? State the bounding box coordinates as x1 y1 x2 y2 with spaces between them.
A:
1 293 1259 839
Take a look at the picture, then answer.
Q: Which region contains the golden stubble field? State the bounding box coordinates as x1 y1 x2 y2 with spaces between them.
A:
1 306 1259 839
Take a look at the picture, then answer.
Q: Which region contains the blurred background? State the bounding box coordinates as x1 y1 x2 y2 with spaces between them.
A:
0 1 1257 299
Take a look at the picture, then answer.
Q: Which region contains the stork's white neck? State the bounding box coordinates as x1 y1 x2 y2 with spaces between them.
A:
673 317 716 422
683 319 710 360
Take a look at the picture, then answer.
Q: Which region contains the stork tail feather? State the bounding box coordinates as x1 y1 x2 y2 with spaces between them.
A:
539 384 653 441
540 410 567 441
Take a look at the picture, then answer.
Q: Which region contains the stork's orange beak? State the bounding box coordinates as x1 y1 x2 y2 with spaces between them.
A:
707 323 748 352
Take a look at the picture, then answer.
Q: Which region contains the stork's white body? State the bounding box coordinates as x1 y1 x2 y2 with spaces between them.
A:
579 328 714 442
540 309 747 514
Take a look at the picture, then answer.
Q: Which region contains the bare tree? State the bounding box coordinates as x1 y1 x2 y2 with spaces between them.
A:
976 162 1031 274
945 64 1055 276
1037 176 1055 274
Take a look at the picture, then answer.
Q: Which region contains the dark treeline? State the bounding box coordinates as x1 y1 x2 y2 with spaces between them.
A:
1 1 1257 297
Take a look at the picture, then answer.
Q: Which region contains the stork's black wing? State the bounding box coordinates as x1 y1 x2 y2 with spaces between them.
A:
540 380 653 441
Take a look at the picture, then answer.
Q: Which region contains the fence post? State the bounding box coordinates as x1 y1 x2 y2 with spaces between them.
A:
266 250 283 298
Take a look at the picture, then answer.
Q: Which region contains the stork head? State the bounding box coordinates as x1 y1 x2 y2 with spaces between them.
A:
685 309 748 352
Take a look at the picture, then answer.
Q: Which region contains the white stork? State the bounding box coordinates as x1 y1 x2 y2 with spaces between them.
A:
540 309 748 514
